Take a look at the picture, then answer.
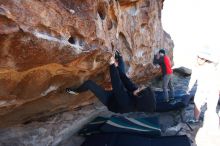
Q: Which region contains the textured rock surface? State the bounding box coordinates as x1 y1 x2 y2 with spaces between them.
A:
0 100 110 146
0 0 173 127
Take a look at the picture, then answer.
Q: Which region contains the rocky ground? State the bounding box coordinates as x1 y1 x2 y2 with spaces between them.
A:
0 70 219 146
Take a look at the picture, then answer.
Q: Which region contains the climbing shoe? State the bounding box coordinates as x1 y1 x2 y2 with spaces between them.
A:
66 88 79 95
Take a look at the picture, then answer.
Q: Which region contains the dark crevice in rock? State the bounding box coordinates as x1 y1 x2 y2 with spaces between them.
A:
68 30 86 48
68 36 76 44
119 32 132 52
141 23 147 28
141 23 148 32
140 44 148 48
111 42 114 50
97 1 108 20
119 32 133 62
118 0 139 7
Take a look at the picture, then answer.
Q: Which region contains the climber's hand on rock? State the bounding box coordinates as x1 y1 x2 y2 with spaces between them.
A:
109 56 115 65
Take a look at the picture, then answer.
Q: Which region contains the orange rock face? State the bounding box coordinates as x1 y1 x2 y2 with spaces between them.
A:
0 0 173 127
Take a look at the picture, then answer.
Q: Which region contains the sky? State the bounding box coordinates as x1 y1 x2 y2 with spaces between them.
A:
162 0 220 68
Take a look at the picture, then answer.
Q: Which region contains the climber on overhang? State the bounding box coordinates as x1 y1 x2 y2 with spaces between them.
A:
66 50 156 113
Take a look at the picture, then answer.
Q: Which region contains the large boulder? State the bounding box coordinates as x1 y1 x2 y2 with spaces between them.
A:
0 0 174 127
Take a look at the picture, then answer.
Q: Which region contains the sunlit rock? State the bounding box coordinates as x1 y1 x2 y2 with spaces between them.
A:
0 0 173 127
